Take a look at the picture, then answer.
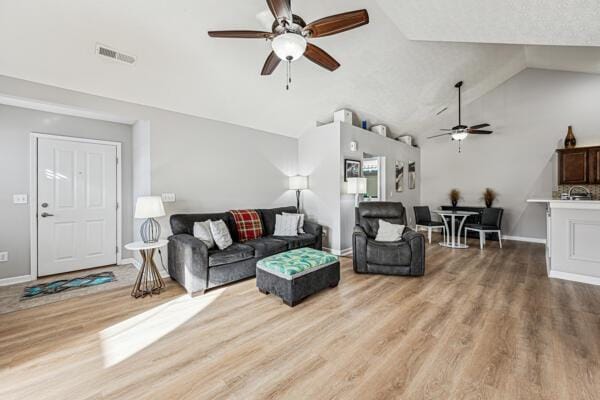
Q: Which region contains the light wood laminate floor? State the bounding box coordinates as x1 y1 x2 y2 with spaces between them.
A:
1 238 600 400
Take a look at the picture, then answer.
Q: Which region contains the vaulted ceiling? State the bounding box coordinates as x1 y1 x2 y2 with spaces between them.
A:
0 0 598 139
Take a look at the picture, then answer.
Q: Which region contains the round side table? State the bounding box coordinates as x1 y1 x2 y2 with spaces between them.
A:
125 240 168 298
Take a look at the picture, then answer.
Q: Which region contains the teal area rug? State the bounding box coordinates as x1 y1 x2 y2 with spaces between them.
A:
22 272 116 299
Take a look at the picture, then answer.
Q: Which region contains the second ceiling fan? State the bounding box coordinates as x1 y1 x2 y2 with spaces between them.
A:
428 81 493 153
208 0 369 89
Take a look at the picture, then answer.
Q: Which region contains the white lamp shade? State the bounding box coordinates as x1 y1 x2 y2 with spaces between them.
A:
347 177 367 194
135 196 166 219
289 175 308 190
272 33 307 61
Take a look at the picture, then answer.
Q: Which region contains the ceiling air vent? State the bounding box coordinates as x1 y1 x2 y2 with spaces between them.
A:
95 44 136 65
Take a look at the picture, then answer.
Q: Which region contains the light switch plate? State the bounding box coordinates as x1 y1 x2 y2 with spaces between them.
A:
13 194 28 204
161 193 176 203
0 252 8 262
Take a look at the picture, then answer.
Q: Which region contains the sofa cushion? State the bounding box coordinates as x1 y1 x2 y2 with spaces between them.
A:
208 243 254 267
274 233 317 250
171 212 239 241
257 207 297 236
230 209 264 242
244 237 288 258
366 239 411 266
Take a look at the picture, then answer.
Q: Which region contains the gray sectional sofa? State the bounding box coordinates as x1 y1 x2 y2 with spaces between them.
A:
168 206 323 296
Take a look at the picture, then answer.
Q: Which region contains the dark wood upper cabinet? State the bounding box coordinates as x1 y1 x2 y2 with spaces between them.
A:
590 148 600 184
557 146 600 185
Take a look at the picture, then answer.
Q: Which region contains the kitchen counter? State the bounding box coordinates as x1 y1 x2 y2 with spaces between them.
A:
528 198 600 207
528 198 600 285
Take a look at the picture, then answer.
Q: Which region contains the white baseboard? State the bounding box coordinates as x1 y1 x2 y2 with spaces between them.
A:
0 275 33 286
503 235 546 244
119 258 137 266
323 247 353 257
549 270 600 286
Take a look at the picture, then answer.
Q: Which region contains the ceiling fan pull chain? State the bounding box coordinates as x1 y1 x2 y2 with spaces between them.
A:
286 57 292 90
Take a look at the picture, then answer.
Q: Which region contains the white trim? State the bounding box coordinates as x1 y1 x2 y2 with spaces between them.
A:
0 93 136 125
503 235 547 244
29 133 123 279
549 270 600 286
323 247 353 257
119 258 137 266
0 275 33 286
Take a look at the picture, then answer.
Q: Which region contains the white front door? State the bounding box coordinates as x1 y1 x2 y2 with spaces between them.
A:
37 137 118 276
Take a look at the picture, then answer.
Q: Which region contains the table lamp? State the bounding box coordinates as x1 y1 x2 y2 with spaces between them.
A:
135 196 166 243
347 177 367 207
289 175 308 211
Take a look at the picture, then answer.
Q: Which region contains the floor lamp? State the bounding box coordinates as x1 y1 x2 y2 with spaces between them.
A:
347 177 367 207
289 176 308 211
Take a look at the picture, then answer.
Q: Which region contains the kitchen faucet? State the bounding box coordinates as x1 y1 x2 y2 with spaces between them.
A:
567 186 592 200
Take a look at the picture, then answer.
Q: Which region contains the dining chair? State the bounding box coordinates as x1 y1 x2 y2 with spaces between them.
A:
414 206 446 245
464 208 504 249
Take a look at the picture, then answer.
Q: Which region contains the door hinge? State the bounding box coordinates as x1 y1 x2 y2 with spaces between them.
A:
116 246 119 254
116 202 119 210
116 157 119 165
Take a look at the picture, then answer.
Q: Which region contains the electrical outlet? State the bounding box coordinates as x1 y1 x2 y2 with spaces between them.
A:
161 193 176 203
0 252 8 262
13 194 28 204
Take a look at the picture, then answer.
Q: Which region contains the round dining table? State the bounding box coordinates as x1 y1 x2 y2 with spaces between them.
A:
432 209 479 249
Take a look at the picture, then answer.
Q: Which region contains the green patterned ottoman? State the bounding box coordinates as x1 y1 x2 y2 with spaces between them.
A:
256 248 340 307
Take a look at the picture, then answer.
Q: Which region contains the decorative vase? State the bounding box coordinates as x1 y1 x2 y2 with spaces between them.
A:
485 199 493 208
564 126 576 149
451 200 458 208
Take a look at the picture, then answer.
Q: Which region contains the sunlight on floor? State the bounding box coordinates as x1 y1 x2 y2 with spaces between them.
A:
99 288 225 368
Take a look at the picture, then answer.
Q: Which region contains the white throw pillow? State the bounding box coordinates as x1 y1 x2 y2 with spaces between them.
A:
209 219 233 250
283 212 305 234
193 220 215 249
375 219 405 242
274 214 300 237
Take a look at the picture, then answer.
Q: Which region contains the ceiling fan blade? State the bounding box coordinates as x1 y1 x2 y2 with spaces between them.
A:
261 51 281 75
428 133 451 139
469 123 490 130
468 130 493 134
303 9 369 38
266 0 292 21
304 43 340 71
208 30 273 39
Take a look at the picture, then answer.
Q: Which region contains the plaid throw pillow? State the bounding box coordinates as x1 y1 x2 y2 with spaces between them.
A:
230 210 264 242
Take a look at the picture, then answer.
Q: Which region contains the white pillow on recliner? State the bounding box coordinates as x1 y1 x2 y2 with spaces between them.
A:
375 220 405 242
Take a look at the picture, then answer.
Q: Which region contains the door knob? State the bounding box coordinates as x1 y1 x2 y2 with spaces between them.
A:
41 212 54 218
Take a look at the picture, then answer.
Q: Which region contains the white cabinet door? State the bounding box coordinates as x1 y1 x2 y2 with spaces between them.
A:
37 138 117 276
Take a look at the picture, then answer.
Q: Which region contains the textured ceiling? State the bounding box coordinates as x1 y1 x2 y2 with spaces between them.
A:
376 0 600 47
0 0 596 139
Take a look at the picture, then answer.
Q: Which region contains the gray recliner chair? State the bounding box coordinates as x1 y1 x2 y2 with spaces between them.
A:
352 202 425 276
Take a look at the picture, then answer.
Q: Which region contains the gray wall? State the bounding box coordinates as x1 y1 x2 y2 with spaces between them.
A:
298 123 341 250
298 122 421 253
0 104 133 280
0 75 298 280
340 123 421 250
421 68 600 239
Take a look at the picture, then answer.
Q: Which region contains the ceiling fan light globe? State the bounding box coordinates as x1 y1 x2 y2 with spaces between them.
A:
451 131 468 141
272 33 307 61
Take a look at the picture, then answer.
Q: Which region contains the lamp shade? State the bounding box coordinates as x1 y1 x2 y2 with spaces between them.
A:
289 175 308 191
134 196 165 219
347 177 367 194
